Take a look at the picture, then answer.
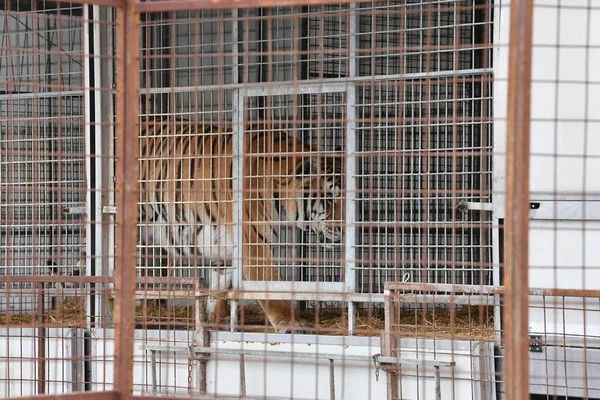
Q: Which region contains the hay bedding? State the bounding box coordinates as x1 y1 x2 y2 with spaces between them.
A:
0 298 494 341
0 297 87 328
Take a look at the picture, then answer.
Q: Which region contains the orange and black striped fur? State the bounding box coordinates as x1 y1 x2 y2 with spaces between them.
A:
138 117 344 333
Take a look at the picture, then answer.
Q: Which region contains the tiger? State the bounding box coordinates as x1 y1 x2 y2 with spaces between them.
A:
137 116 345 333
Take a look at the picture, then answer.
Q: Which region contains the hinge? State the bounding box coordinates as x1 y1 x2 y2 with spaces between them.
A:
529 335 543 353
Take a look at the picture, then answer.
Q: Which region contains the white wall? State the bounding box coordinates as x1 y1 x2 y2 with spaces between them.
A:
494 0 600 335
90 329 494 400
494 1 600 396
0 328 77 398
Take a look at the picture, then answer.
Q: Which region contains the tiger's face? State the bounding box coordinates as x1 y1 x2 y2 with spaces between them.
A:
295 156 345 248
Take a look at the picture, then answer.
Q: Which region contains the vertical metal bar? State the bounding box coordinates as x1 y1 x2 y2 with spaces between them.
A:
434 366 441 400
504 1 533 399
150 350 157 394
239 354 246 397
114 2 140 399
37 282 45 395
31 2 45 395
232 65 246 332
92 3 105 329
101 6 116 328
71 328 82 392
196 279 209 393
83 3 96 330
230 8 240 331
345 1 358 335
491 3 508 390
329 359 336 400
380 331 398 400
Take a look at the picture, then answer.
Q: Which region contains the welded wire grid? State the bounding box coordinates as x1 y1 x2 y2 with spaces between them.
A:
0 0 596 400
523 1 600 399
0 1 117 397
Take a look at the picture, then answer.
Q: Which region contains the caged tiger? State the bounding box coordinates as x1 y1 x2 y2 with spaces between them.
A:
137 117 345 333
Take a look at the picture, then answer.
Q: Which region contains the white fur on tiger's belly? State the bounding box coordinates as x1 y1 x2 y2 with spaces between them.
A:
138 218 235 323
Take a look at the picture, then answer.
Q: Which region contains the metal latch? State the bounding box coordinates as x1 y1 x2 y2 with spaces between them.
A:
372 353 381 382
456 200 493 213
529 335 543 353
102 206 117 214
63 206 87 215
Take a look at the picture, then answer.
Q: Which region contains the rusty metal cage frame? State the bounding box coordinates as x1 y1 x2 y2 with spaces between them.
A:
122 0 531 399
130 0 498 341
3 0 588 399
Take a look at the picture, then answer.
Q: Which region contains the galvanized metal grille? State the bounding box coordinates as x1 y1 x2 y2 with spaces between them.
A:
245 92 346 283
354 1 493 293
0 5 85 311
136 1 493 299
0 1 597 400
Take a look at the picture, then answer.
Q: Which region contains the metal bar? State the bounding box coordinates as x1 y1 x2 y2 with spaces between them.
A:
196 281 209 394
135 0 345 11
114 2 140 400
142 345 455 368
246 83 349 96
17 392 120 400
92 3 106 330
528 200 600 220
329 359 335 400
230 15 243 331
37 282 45 395
380 332 397 400
434 366 441 400
139 68 492 96
345 1 358 336
150 351 157 394
0 276 112 284
228 7 240 333
71 329 82 392
235 281 343 293
504 0 534 399
127 290 501 305
387 283 600 298
239 354 247 398
386 282 504 294
54 0 123 7
0 90 85 101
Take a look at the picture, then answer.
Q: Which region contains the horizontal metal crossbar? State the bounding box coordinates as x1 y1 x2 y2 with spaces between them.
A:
141 68 492 96
140 344 456 368
386 283 600 298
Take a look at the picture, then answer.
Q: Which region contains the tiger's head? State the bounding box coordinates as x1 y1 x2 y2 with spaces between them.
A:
247 125 345 248
280 154 345 248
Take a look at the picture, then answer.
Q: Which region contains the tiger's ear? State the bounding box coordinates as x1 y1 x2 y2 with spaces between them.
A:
298 157 320 176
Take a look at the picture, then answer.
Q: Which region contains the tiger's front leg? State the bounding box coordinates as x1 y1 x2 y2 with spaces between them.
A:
243 253 313 334
206 264 233 326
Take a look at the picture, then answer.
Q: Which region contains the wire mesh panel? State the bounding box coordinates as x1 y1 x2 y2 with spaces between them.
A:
354 0 494 294
0 2 85 312
0 2 117 397
129 2 501 398
1 0 597 399
243 91 346 284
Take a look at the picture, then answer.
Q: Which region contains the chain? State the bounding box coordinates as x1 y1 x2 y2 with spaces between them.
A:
372 353 381 382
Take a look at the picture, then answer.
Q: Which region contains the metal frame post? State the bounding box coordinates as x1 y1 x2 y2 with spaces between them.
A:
345 1 358 335
503 1 533 399
114 1 140 399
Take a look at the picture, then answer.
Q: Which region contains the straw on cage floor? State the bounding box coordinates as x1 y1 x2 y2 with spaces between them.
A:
0 297 87 327
0 298 495 340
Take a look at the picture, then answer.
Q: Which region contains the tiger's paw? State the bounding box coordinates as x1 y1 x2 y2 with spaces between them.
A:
275 320 314 334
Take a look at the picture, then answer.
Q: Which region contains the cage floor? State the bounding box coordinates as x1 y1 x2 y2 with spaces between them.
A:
0 297 495 340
